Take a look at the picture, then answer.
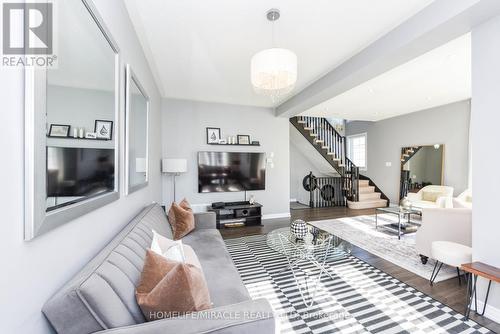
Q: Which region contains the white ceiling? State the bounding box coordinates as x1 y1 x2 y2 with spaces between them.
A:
302 33 471 121
124 0 435 107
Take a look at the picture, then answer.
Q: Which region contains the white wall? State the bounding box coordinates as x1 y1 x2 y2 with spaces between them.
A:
161 98 290 218
471 14 500 322
47 85 115 140
0 0 162 332
346 100 470 202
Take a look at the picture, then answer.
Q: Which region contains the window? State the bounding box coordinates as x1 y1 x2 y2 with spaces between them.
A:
347 133 367 170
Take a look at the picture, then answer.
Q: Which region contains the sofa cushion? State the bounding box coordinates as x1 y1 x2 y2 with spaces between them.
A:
151 230 203 270
422 190 446 202
136 250 211 321
183 229 250 307
168 202 195 240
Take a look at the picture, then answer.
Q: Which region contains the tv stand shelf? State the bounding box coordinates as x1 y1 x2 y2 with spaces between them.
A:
208 201 262 229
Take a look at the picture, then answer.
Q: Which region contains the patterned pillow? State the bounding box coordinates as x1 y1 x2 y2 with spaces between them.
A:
136 250 211 321
168 202 195 240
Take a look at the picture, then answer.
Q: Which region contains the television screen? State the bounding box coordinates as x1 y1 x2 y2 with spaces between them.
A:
198 151 266 193
47 147 115 200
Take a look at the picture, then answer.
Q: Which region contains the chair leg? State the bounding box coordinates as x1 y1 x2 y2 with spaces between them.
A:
430 261 443 286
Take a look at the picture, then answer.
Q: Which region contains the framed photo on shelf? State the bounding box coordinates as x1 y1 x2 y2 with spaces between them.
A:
48 124 71 137
237 135 250 145
206 127 221 144
94 120 113 140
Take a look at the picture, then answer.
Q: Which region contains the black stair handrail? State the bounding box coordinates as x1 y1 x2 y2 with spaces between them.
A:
295 116 360 202
297 116 347 170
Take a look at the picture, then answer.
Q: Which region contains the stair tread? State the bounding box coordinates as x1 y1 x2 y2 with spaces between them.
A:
359 192 380 199
347 199 388 210
355 197 385 203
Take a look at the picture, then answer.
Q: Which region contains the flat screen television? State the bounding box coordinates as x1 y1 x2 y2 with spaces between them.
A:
198 151 266 193
47 147 115 199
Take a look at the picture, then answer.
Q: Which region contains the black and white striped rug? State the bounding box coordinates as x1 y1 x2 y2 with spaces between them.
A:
225 235 493 334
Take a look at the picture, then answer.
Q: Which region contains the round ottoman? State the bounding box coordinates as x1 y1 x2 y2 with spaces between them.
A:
430 241 472 285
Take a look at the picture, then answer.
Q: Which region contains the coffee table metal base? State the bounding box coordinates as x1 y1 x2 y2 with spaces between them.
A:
276 233 336 308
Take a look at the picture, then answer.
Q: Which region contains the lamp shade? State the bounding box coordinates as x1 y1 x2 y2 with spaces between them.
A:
162 158 187 173
251 48 297 98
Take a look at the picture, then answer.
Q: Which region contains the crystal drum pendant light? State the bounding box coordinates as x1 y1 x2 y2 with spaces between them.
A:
251 9 297 101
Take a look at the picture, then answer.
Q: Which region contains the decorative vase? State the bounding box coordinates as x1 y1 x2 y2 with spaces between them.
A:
400 197 411 209
290 219 308 240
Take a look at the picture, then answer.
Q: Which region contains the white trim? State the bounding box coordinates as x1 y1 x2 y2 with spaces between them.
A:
263 212 291 220
476 299 500 324
290 198 298 203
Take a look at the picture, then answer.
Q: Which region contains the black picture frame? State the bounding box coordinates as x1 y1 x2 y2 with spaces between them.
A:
48 124 71 137
94 120 113 140
237 135 250 145
206 127 221 144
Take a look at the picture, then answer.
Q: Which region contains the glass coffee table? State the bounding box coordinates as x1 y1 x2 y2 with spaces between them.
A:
375 206 421 240
266 225 351 307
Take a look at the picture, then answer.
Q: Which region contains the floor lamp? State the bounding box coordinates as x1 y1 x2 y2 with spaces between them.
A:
162 158 187 202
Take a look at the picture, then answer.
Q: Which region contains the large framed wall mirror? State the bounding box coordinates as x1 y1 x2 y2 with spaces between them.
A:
24 0 120 240
400 145 444 199
125 65 150 194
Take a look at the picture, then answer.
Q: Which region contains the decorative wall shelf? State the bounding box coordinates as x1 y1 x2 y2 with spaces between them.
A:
46 135 111 141
208 143 260 147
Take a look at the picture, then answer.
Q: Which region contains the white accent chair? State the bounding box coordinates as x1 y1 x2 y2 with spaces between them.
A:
407 185 454 209
453 189 472 209
415 207 472 265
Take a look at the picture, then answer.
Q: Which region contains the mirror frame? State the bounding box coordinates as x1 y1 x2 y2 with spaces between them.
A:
125 64 150 195
24 0 120 240
399 144 445 199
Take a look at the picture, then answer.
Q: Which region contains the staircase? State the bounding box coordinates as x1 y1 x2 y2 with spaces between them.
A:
290 116 388 209
400 146 422 199
401 146 422 165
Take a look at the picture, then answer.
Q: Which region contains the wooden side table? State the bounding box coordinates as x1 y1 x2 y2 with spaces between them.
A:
461 262 500 320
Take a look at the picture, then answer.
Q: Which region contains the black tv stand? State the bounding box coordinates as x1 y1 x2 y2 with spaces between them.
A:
209 202 263 229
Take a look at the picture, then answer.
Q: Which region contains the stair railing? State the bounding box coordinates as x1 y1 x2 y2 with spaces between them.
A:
306 171 346 208
295 116 362 203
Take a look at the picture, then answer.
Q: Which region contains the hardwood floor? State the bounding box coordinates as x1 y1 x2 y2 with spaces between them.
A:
220 206 500 333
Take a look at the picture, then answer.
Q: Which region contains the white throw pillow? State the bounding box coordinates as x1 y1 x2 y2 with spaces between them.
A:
150 230 203 270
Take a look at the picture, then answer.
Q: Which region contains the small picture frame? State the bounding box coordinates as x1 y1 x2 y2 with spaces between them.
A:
237 135 250 145
85 132 97 139
206 127 221 144
48 124 71 137
94 120 113 140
